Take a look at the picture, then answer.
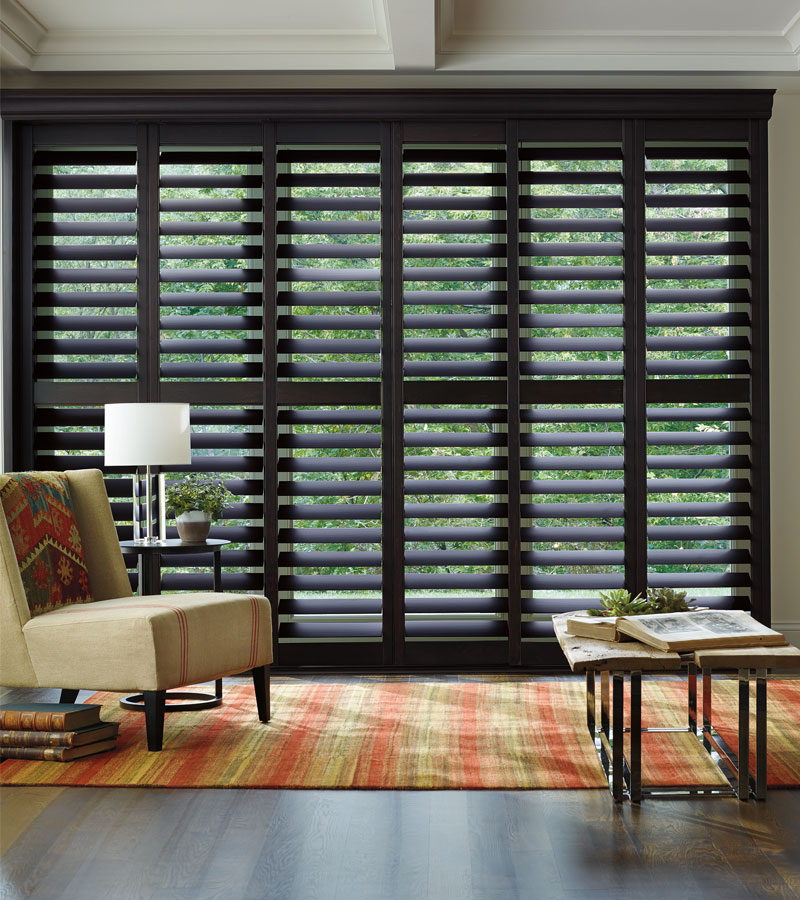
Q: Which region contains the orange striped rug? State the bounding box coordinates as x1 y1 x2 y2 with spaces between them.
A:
1 680 799 790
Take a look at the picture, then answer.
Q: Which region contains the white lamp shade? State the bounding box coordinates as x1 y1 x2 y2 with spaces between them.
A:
104 403 192 466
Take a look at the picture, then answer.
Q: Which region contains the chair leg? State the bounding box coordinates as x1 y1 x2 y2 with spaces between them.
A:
60 689 80 704
252 666 270 722
143 690 166 751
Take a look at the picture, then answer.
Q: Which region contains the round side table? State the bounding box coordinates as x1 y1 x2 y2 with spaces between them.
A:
119 538 231 711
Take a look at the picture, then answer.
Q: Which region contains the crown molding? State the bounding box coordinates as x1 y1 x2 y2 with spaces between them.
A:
438 0 800 73
31 31 393 72
437 36 800 73
784 10 800 54
0 88 776 122
2 0 393 72
0 0 45 68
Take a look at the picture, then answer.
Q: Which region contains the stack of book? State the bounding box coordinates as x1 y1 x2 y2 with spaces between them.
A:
0 703 119 761
565 608 789 652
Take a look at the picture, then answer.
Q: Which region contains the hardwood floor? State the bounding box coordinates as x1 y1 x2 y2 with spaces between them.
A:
2 678 799 900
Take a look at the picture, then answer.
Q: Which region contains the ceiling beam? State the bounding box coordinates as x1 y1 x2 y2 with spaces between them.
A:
385 0 436 72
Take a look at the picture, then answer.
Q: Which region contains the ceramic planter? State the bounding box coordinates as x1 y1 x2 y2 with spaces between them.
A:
176 510 211 543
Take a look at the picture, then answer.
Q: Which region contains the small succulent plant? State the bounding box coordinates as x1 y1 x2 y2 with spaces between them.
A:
646 587 697 614
587 589 650 617
587 586 698 617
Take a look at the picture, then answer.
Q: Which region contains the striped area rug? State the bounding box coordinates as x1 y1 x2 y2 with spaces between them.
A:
1 680 799 790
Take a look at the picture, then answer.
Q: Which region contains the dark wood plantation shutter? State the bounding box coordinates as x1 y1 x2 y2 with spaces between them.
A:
402 145 510 660
518 137 626 638
157 142 265 592
30 135 139 543
274 144 384 663
8 93 771 668
644 139 757 612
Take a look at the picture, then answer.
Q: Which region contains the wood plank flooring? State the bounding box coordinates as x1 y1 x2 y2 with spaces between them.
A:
2 678 799 900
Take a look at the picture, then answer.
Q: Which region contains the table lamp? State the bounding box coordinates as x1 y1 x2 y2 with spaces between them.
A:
104 403 192 544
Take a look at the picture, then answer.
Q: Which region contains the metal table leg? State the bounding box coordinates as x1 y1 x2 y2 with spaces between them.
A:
702 667 712 753
600 670 611 777
755 668 768 801
629 670 642 803
738 668 750 801
688 661 698 735
611 672 625 803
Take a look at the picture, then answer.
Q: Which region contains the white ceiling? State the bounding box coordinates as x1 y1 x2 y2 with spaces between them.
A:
1 0 799 74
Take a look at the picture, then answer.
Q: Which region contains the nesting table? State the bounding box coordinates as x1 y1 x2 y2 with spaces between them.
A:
553 613 800 803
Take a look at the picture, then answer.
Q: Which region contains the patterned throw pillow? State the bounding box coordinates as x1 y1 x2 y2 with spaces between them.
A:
0 472 93 615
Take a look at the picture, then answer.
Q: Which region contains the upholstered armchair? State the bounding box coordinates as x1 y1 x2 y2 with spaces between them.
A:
0 469 272 751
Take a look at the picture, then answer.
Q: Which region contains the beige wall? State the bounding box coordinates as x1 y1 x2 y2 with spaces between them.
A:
768 90 800 644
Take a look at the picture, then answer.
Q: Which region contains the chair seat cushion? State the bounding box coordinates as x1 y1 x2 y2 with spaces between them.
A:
23 592 272 692
0 472 93 614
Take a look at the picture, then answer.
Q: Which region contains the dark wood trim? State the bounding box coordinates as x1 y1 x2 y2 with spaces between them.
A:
623 119 648 600
137 123 160 403
29 377 750 409
505 121 522 666
748 118 771 625
2 121 19 468
15 124 34 469
262 122 280 659
381 121 406 666
0 89 775 122
136 122 161 571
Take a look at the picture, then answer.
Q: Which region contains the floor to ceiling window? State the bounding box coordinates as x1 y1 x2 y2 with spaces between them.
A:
3 91 772 668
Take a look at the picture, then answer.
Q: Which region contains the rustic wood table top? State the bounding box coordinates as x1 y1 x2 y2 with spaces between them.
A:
553 612 800 673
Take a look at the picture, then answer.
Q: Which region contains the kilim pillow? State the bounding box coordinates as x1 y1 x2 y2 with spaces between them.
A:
0 472 93 615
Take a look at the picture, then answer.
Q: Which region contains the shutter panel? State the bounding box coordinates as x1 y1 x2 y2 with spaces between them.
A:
518 143 626 634
519 145 624 380
31 146 139 577
159 148 264 382
275 147 383 646
157 147 265 590
403 147 509 645
33 148 138 383
645 143 753 610
160 407 264 593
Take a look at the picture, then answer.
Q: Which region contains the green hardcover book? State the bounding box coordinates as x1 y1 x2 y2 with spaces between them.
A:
0 721 119 748
0 738 117 762
0 703 101 732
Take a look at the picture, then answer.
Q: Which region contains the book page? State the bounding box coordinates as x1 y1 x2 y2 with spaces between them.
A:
629 610 772 639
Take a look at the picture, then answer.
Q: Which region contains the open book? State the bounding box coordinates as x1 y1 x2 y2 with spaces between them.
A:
566 609 788 652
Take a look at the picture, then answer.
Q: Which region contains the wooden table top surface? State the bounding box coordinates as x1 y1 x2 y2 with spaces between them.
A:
552 613 800 673
552 613 683 673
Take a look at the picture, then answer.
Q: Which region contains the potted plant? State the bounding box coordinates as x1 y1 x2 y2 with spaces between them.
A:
165 474 232 543
586 587 698 617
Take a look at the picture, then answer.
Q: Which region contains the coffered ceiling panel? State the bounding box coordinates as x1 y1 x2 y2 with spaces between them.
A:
1 0 798 73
